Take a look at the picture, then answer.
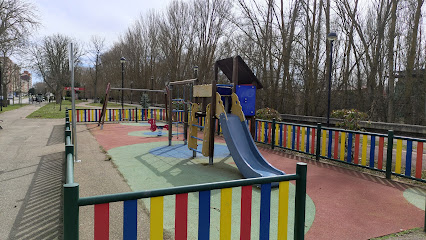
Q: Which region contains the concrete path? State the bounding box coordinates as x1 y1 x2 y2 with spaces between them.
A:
0 103 64 239
0 103 141 240
0 102 146 239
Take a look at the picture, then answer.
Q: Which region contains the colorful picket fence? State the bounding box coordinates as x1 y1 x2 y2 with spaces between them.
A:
78 179 304 240
255 120 317 157
68 108 167 122
254 120 426 182
64 112 308 240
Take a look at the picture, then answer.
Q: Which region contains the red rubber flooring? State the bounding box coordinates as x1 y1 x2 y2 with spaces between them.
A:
90 123 425 240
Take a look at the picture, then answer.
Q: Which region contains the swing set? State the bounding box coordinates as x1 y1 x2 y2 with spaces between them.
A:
97 56 261 166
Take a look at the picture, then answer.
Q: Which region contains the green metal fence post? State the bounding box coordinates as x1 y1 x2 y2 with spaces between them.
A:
316 123 321 161
294 162 307 240
63 183 79 240
386 130 394 179
271 118 276 149
135 107 138 123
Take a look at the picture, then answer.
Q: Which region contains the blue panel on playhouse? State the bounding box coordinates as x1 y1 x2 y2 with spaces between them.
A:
217 84 233 96
236 85 256 116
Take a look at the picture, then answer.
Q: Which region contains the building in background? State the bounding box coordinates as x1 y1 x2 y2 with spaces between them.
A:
20 71 32 94
0 57 21 100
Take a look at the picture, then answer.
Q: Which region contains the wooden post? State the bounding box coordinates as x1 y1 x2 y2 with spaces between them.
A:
232 56 239 93
98 83 110 129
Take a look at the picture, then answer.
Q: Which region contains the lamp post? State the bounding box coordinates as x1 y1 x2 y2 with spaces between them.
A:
120 57 126 109
327 32 337 127
150 76 154 102
193 65 198 79
0 61 2 111
130 81 133 104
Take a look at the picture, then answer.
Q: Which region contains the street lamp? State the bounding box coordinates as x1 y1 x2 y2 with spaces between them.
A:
120 57 126 109
130 81 133 104
327 32 337 127
0 61 2 111
193 65 198 79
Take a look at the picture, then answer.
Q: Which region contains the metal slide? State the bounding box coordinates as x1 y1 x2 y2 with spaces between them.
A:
219 113 285 180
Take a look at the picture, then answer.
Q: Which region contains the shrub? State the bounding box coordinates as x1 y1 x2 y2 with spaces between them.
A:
255 108 282 121
331 109 368 130
140 93 150 108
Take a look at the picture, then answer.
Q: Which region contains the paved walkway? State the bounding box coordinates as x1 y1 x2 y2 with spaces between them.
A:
0 103 141 239
0 103 64 239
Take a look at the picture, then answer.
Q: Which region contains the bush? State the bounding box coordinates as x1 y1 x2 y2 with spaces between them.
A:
331 109 368 130
255 108 282 121
140 93 150 108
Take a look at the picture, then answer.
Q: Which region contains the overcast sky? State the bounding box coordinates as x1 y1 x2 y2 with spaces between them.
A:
34 0 171 46
29 0 172 83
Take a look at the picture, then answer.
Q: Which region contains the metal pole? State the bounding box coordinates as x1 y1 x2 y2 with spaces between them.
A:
121 61 124 110
209 63 218 165
327 40 333 127
168 85 173 146
316 123 322 161
385 130 394 179
63 183 79 240
0 61 2 111
271 118 276 149
184 84 188 145
294 162 307 240
70 43 79 162
130 81 133 104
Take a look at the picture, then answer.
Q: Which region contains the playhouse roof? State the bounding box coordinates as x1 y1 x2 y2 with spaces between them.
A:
216 56 263 89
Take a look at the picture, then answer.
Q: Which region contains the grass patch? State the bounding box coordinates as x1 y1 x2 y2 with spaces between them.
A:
87 102 137 108
0 104 27 114
27 100 89 119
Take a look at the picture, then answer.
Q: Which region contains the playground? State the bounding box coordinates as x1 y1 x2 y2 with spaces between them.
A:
64 56 426 239
71 120 423 239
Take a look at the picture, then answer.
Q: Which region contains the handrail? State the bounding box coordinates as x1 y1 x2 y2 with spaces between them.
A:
79 173 300 206
66 153 74 184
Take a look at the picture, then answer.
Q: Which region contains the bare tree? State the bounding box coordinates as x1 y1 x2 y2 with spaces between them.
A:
88 35 105 102
386 0 398 122
0 0 39 106
0 0 39 46
29 34 81 110
402 0 424 124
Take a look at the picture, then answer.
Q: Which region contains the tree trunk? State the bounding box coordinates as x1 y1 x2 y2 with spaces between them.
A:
387 0 398 122
404 0 424 124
